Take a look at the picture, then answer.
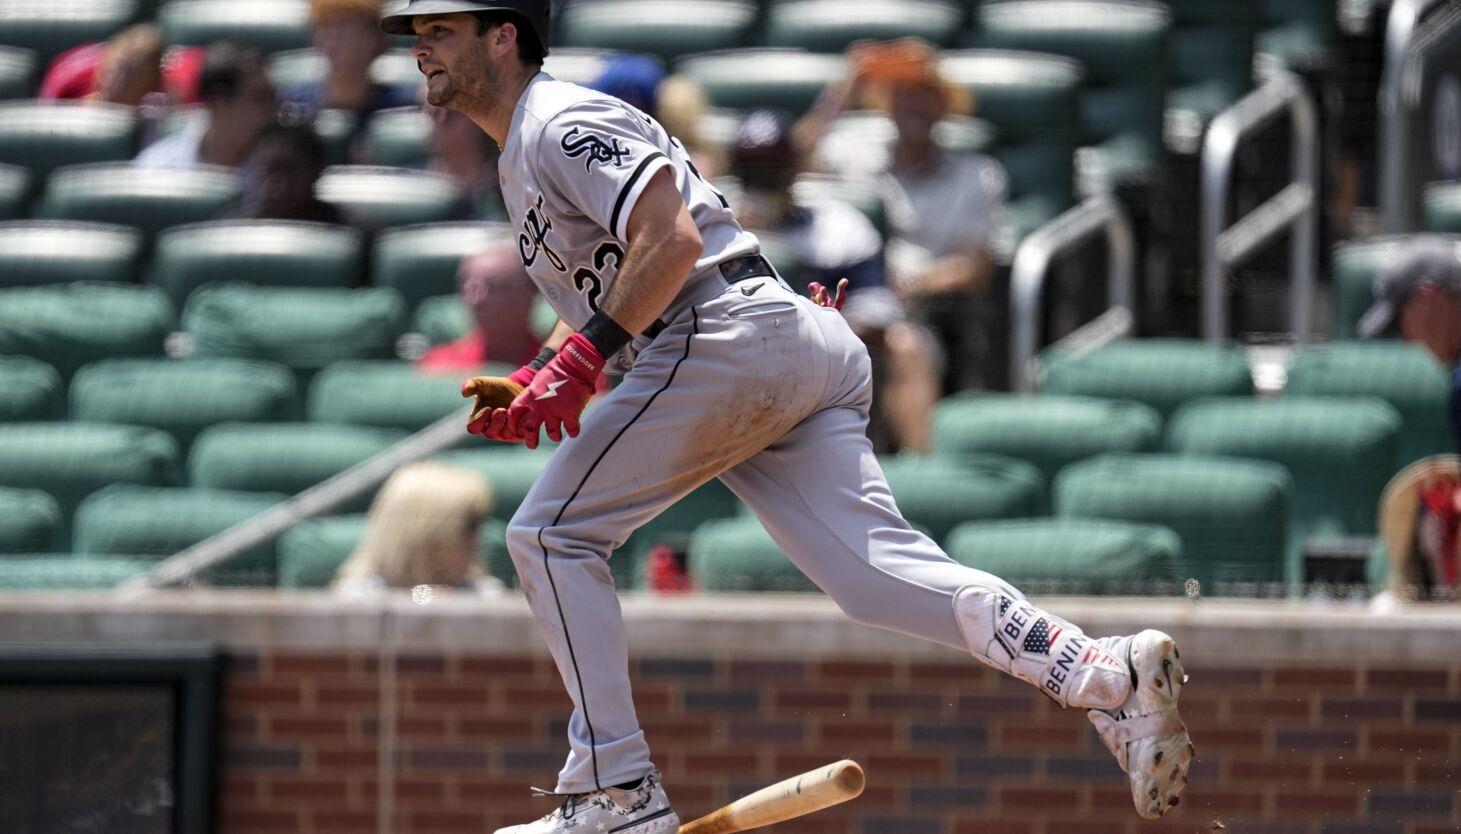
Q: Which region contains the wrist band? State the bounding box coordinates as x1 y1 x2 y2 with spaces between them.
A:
579 310 633 359
528 346 557 372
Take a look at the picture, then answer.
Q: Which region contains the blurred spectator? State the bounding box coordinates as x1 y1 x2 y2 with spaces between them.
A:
134 43 277 169
280 0 417 156
585 54 664 117
39 24 178 105
333 462 503 596
731 109 937 455
425 103 507 220
657 73 723 179
229 123 369 229
1359 236 1461 452
419 240 541 373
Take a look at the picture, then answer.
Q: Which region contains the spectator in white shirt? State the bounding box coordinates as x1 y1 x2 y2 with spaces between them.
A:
134 42 277 170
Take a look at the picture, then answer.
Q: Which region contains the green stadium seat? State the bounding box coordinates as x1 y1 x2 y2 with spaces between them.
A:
1284 343 1452 469
0 423 180 545
1167 397 1400 546
1037 339 1254 419
945 518 1181 594
676 49 844 115
542 48 627 85
188 424 406 511
372 222 512 313
73 485 286 585
0 47 37 100
1423 181 1461 233
879 454 1046 543
365 107 432 168
619 480 742 590
764 0 964 52
1056 453 1292 592
1163 0 1256 152
932 394 1162 484
277 514 512 589
0 0 138 67
969 0 1172 192
1254 0 1338 76
308 360 502 433
270 48 424 94
559 0 757 63
0 487 61 553
434 447 554 524
0 283 173 378
0 163 28 219
940 50 1083 238
0 356 64 422
0 221 143 288
159 0 312 52
69 358 301 450
690 514 817 592
313 108 357 167
150 220 366 308
1331 236 1404 340
0 102 138 179
35 164 243 239
184 285 406 375
0 557 153 591
411 294 475 346
316 166 465 227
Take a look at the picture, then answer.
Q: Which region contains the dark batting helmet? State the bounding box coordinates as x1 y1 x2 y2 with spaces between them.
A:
379 0 550 55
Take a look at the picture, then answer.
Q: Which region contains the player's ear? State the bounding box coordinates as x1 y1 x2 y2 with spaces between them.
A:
491 20 517 57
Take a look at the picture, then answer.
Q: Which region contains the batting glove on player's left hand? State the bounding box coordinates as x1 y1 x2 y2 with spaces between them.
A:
506 333 603 450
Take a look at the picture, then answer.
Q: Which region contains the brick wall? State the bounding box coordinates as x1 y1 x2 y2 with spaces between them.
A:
219 650 1461 834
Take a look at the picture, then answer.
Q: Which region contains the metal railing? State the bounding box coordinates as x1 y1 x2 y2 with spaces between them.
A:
116 409 473 596
1009 194 1135 391
1379 0 1458 232
1201 72 1319 343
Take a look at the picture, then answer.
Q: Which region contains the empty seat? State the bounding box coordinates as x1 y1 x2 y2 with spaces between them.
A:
690 514 817 592
559 0 756 62
159 0 312 53
189 424 406 509
70 358 301 450
880 454 1046 543
365 107 432 168
970 0 1172 192
269 47 424 94
35 164 243 239
316 166 465 228
184 285 406 374
0 283 173 378
939 50 1083 238
0 46 37 100
0 356 64 421
1037 339 1254 419
1284 343 1452 469
0 221 143 288
678 49 845 115
371 222 511 313
0 163 28 219
1163 0 1256 151
1424 181 1461 233
1254 0 1338 76
765 0 964 52
151 220 365 307
542 48 628 85
0 487 61 553
411 294 474 346
0 102 138 179
0 0 138 67
277 514 511 589
0 557 153 591
308 360 495 433
0 423 180 545
73 485 286 585
1167 397 1401 544
945 518 1181 594
1056 453 1292 592
933 394 1161 484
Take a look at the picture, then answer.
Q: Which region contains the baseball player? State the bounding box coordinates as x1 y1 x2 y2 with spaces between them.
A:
379 3 1194 831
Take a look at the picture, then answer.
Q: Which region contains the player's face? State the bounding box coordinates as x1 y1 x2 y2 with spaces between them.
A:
412 13 497 110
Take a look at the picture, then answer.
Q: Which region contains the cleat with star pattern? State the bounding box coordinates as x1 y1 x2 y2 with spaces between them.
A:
494 770 679 834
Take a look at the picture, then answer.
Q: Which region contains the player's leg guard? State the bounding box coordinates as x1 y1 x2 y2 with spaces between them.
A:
952 585 1130 710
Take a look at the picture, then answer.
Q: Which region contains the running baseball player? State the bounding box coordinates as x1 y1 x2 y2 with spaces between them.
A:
379 3 1194 831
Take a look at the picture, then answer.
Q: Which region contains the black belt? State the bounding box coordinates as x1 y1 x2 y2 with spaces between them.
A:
642 254 775 340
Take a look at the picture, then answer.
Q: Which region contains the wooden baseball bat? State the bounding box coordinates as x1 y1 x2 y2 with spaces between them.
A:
677 759 865 834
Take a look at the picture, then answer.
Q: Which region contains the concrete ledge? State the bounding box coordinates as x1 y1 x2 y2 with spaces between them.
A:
0 591 1457 664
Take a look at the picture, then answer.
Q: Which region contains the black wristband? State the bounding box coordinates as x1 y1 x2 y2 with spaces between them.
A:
579 310 633 359
528 346 557 372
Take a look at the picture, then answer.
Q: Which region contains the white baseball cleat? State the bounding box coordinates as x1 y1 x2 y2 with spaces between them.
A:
495 771 679 834
1087 630 1194 819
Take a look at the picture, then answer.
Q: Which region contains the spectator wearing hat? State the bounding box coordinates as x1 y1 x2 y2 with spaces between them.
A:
1359 235 1461 451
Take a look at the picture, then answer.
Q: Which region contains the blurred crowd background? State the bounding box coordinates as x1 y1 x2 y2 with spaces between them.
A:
0 0 1458 602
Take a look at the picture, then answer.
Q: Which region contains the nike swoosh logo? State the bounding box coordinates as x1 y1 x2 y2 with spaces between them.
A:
740 282 763 296
538 379 566 400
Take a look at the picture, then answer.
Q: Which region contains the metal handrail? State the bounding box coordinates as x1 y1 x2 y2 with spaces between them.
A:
1200 72 1319 343
1379 0 1452 232
1009 194 1135 392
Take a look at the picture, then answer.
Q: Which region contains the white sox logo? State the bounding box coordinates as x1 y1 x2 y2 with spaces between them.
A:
518 194 566 272
560 126 631 172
